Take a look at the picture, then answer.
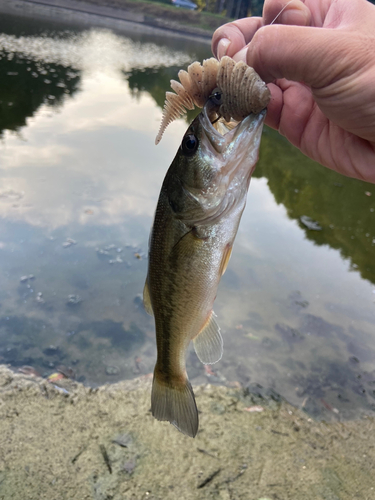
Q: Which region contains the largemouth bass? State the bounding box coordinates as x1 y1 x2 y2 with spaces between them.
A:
144 98 266 437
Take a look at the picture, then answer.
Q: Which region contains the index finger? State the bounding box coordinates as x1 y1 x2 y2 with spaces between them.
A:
211 17 263 60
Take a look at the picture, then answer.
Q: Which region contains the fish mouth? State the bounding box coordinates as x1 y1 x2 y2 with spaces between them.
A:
200 102 266 156
199 102 266 181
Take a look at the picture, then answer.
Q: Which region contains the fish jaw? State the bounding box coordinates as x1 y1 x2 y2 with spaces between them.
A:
182 105 266 227
160 104 266 227
200 104 266 185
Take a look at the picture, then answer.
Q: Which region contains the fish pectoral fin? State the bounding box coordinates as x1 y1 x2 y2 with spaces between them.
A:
151 372 198 438
143 280 154 316
193 312 223 365
219 244 232 276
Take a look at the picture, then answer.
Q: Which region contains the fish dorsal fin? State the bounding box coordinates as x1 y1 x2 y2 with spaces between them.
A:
193 312 223 365
219 244 232 276
143 280 154 316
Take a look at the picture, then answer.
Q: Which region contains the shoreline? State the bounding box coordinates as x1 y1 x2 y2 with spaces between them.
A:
0 0 214 43
0 364 374 499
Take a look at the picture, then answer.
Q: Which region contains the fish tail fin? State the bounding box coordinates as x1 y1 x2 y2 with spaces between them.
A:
151 369 198 438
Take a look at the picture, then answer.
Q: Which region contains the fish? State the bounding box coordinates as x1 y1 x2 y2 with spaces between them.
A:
144 88 267 437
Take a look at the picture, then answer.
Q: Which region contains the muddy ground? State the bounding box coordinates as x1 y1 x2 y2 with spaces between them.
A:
0 365 374 500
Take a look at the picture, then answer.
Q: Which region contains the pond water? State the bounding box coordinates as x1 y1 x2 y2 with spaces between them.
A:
0 12 375 421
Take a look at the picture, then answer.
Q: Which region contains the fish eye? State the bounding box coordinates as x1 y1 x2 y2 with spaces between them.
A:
210 87 223 106
181 133 199 156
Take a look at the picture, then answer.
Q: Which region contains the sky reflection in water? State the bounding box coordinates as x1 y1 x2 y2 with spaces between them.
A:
0 14 374 421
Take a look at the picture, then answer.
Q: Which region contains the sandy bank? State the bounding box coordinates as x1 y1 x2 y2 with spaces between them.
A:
0 365 374 499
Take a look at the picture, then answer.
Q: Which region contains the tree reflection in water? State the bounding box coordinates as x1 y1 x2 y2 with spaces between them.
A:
0 51 81 136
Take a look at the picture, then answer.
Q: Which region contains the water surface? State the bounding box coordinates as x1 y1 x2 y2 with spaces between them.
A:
0 12 374 421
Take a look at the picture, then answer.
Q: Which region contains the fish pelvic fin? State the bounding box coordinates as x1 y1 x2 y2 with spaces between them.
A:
193 311 223 365
219 244 232 276
151 371 198 438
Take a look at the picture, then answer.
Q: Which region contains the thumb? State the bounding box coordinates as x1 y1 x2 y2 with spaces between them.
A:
244 24 361 89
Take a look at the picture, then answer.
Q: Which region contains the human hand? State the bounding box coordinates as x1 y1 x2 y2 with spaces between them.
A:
212 0 375 183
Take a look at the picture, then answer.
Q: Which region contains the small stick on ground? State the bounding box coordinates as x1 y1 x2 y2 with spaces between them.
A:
219 466 247 486
197 448 218 459
99 444 112 474
270 429 289 437
197 468 221 489
71 446 87 464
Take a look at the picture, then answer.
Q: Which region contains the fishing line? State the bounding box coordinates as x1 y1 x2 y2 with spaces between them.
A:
270 0 294 25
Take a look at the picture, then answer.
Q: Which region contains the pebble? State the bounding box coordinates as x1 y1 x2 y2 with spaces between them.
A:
44 345 59 356
244 406 264 413
105 366 119 375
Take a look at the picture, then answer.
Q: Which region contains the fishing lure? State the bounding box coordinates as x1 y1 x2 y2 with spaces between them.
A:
155 56 270 144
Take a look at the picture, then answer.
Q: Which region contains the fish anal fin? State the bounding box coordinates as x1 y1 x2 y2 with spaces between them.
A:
193 312 223 365
151 372 198 438
219 244 232 276
143 280 154 316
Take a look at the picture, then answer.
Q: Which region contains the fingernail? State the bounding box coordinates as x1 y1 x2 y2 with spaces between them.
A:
281 7 310 26
232 47 248 63
217 38 230 60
